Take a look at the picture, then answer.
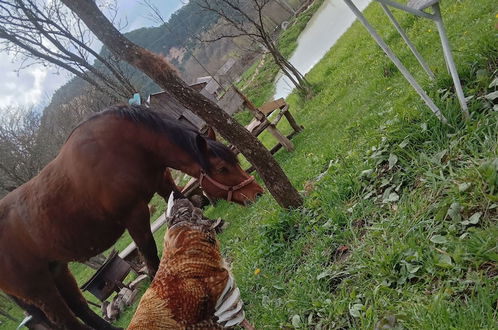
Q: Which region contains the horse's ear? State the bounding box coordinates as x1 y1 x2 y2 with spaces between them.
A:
205 126 217 141
196 134 209 155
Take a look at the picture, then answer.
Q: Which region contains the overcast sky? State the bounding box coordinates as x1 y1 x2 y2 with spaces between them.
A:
0 0 184 112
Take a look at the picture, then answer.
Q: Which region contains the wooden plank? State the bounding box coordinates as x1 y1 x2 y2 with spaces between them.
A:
245 118 264 133
245 130 301 173
180 177 201 197
232 86 264 120
282 108 304 133
118 213 167 260
267 125 294 151
182 111 206 130
258 98 286 116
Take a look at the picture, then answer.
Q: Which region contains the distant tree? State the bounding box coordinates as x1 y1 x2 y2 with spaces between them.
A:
0 0 136 99
61 0 303 209
195 0 312 97
0 87 116 198
0 106 43 196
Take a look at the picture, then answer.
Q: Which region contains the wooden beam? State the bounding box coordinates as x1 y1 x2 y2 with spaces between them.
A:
267 125 294 151
282 108 303 133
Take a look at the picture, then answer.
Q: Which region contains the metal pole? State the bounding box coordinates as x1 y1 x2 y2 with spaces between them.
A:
342 0 447 123
376 0 434 19
379 3 435 80
432 3 469 119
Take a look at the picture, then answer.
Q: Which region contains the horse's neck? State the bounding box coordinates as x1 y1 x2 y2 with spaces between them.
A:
153 134 202 178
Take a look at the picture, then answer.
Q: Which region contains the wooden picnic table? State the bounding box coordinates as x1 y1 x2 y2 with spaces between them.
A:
181 93 303 198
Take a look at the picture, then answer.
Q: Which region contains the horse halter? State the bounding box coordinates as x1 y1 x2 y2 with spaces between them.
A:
199 170 255 202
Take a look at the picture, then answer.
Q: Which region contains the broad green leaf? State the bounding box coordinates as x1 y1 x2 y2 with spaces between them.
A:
388 153 398 169
406 264 421 274
489 77 498 88
430 235 448 244
435 149 448 164
387 192 399 202
291 314 301 327
349 304 364 318
436 254 453 268
316 270 331 280
485 91 498 101
447 202 462 221
399 139 409 148
468 212 481 224
375 315 398 330
458 182 471 192
360 169 374 177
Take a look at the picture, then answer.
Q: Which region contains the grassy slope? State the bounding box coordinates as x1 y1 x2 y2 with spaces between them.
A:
205 1 498 328
2 1 496 329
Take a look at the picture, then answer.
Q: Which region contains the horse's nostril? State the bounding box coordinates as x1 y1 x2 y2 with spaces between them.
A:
255 192 263 199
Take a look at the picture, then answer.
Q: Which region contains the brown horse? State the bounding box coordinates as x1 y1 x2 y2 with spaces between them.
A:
0 105 263 330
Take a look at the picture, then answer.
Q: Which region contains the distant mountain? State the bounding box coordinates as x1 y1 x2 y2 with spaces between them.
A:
43 2 225 114
42 0 298 119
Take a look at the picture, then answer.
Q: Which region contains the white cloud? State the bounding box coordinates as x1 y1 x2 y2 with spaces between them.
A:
0 52 68 112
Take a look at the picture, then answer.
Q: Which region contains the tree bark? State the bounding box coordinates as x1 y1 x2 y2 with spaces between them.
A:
60 0 303 209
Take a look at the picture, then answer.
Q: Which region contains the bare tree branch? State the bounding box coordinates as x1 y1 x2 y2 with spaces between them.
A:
194 0 312 96
0 0 136 99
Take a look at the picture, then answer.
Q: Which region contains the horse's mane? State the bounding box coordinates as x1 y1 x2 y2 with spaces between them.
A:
75 104 238 172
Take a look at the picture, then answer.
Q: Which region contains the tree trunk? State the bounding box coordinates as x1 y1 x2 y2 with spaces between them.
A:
265 39 312 97
60 0 303 209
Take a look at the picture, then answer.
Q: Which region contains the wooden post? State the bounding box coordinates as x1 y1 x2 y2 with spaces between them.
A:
267 124 294 151
280 105 303 133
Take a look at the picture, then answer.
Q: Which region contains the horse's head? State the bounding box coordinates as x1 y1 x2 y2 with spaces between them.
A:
196 135 264 205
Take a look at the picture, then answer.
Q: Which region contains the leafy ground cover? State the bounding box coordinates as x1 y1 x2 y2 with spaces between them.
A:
2 0 496 329
205 1 498 328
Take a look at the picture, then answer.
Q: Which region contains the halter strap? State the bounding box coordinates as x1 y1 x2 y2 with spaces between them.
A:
199 170 255 202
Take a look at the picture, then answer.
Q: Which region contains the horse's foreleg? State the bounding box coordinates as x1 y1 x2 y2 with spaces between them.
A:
157 168 184 200
12 268 91 330
8 294 54 328
51 263 123 330
126 203 160 278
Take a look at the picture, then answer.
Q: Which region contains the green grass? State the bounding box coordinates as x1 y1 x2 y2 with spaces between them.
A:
2 1 497 329
206 1 498 328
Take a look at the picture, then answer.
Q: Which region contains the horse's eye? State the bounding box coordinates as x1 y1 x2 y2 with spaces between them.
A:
218 166 228 174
